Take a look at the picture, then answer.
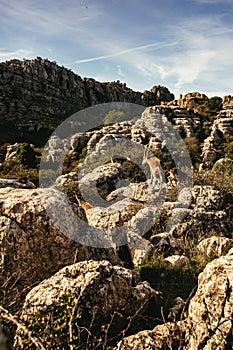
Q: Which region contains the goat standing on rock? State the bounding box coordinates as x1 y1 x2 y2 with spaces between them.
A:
142 148 163 194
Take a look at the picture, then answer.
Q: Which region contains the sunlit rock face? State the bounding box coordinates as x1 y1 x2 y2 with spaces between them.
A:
0 58 174 145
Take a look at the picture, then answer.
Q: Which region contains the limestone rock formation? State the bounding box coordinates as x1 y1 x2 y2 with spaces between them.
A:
115 322 187 350
197 236 233 258
14 260 155 348
199 115 233 170
0 187 121 310
185 255 233 349
79 163 125 201
223 95 233 109
127 236 154 266
169 185 231 243
0 58 174 144
115 255 233 350
177 92 209 111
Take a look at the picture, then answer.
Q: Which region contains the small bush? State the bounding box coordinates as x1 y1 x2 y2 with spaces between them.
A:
198 96 222 120
104 110 126 126
138 254 210 320
184 137 201 166
15 143 37 168
122 160 146 183
15 288 154 349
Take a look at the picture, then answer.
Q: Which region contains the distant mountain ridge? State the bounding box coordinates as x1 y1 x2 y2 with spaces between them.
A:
0 57 174 145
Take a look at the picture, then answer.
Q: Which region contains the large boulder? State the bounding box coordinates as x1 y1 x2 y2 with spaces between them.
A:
14 260 155 349
185 255 233 349
0 187 120 310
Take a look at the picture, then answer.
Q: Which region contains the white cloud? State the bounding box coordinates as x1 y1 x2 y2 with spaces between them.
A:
0 49 33 62
117 65 125 77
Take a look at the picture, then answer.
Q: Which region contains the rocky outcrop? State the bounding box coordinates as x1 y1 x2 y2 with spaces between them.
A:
0 58 174 145
223 95 233 109
199 116 233 170
115 255 233 350
167 92 208 111
165 254 189 267
146 185 232 257
168 185 231 245
185 255 233 349
14 260 155 349
177 92 209 111
79 163 125 201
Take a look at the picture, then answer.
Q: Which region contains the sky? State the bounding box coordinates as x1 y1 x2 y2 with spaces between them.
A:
0 0 233 98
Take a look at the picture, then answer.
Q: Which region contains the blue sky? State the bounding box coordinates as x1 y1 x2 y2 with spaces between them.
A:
0 0 233 98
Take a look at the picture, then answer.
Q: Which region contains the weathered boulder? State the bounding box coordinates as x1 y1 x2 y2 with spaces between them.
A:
79 163 125 201
55 171 79 187
14 260 155 349
128 236 154 266
185 255 233 349
86 198 143 228
197 236 233 258
192 185 224 211
0 187 120 310
168 185 231 243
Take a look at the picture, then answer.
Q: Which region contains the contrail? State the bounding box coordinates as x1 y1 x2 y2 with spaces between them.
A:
73 41 178 64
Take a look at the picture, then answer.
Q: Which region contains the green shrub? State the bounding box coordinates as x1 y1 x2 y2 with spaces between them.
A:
151 149 174 176
224 142 233 160
15 143 37 168
0 145 7 163
104 110 126 126
122 160 146 183
138 254 209 320
184 137 201 166
198 96 222 120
